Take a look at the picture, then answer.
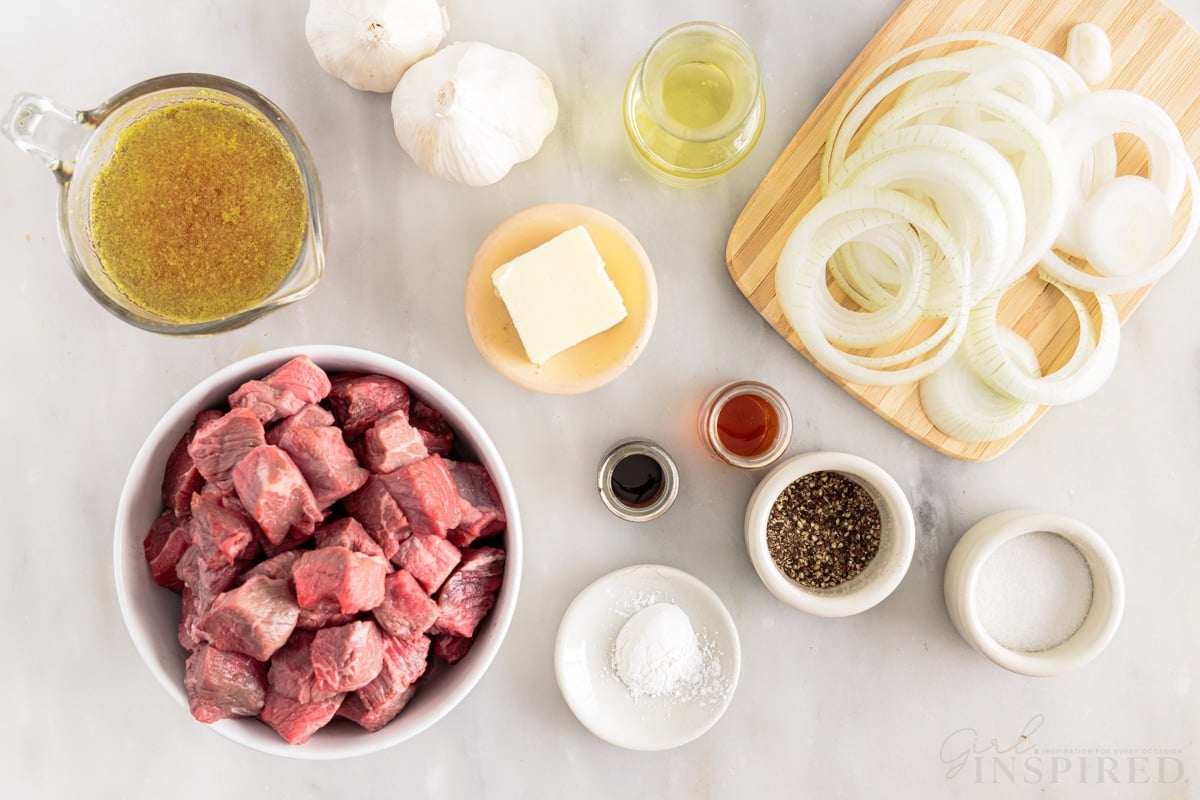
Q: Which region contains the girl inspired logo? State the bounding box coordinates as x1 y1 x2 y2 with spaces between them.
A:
939 715 1186 785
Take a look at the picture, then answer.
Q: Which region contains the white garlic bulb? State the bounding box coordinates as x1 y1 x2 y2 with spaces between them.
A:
391 42 559 186
305 0 449 93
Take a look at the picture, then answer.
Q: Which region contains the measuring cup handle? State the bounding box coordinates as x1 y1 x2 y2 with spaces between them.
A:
1 93 89 179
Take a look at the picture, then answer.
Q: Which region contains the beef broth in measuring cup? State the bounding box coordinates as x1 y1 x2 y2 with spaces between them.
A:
2 74 325 334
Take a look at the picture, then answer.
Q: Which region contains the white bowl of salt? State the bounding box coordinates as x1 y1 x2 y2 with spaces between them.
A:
944 510 1125 677
554 564 740 750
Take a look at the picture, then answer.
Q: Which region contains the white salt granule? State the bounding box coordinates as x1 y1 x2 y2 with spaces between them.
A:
612 603 703 698
975 531 1094 652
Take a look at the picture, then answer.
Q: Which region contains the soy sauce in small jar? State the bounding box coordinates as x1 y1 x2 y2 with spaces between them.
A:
598 440 679 521
610 453 665 507
699 381 792 469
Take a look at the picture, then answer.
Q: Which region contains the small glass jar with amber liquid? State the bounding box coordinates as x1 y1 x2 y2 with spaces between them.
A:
699 381 792 469
623 21 765 185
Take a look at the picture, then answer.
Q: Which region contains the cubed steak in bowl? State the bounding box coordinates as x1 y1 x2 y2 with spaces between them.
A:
114 346 522 759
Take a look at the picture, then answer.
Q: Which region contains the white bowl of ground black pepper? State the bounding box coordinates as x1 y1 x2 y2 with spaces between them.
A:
744 452 915 617
943 510 1124 677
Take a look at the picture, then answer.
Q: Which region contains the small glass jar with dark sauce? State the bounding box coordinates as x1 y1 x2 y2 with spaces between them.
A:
597 440 680 522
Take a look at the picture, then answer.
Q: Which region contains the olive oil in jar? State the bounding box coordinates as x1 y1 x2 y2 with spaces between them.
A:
660 60 735 129
624 21 765 183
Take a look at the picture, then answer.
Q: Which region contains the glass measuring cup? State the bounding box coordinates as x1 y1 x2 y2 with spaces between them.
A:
1 74 325 335
623 21 765 185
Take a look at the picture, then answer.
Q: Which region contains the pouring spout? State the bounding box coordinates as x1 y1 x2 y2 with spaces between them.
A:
2 93 90 182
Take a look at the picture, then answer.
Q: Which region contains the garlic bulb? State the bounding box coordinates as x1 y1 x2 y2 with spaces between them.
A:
391 42 559 186
305 0 449 93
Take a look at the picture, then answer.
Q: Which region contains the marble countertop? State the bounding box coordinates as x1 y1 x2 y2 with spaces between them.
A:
2 1 1197 797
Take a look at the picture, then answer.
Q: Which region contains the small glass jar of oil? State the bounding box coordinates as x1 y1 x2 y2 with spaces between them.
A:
623 21 765 185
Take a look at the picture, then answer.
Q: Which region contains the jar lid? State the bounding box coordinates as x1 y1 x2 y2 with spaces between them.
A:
597 439 680 522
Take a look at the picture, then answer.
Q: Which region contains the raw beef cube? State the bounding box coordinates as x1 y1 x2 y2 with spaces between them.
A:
359 410 428 474
342 476 411 559
238 550 304 584
144 510 191 592
259 522 319 558
228 380 306 424
184 643 267 723
431 546 506 639
410 398 453 456
293 546 386 615
338 683 415 733
161 409 222 517
338 632 429 732
314 517 385 560
277 425 369 508
232 445 323 545
444 460 507 547
338 633 432 734
187 408 266 494
198 576 300 661
392 532 461 594
267 630 339 703
373 569 439 637
379 631 431 691
379 455 462 538
260 690 345 745
176 545 247 608
179 586 204 651
263 355 332 404
190 490 258 566
265 403 335 446
327 373 410 439
296 608 357 631
311 620 385 693
432 634 473 665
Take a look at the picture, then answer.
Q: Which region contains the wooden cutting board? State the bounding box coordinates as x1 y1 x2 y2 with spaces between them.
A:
726 0 1200 461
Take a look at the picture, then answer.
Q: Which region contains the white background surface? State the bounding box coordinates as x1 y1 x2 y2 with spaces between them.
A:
1 1 1197 797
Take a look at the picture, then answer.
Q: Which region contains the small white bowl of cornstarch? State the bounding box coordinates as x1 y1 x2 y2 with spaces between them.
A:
944 510 1124 677
744 452 916 617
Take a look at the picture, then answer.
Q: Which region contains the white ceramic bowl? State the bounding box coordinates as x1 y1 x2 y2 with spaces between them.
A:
113 345 522 759
744 452 915 617
943 510 1124 677
554 564 740 751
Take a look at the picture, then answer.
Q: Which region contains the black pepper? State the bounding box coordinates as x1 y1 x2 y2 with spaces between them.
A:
765 470 881 589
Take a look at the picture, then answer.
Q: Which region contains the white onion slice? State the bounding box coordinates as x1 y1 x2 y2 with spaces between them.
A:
777 187 971 386
829 124 1025 307
963 276 1119 405
919 329 1041 442
827 222 924 309
817 219 931 348
1078 175 1173 277
822 31 1087 188
1041 90 1200 293
863 86 1068 282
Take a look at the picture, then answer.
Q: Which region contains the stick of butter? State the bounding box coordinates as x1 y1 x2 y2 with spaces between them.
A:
491 225 628 365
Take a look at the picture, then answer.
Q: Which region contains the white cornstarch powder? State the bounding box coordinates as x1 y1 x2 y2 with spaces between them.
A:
612 603 703 698
975 531 1094 652
608 597 728 705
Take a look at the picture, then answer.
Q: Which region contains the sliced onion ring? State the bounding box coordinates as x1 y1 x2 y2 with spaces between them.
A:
777 187 971 386
919 328 1041 442
963 275 1119 405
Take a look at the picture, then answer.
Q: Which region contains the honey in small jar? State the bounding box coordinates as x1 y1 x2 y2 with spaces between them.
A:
699 381 792 469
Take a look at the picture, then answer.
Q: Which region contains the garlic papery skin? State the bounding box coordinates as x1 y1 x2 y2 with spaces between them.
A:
305 0 449 93
391 41 559 186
